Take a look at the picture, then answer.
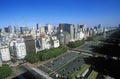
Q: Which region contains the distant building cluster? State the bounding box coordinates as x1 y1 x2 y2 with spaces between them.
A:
0 23 116 66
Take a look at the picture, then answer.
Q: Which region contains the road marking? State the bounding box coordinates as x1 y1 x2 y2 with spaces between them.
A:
41 64 53 72
49 54 82 76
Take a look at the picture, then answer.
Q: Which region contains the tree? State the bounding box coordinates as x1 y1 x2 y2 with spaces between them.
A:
67 40 85 48
42 46 67 60
25 46 67 63
25 54 39 63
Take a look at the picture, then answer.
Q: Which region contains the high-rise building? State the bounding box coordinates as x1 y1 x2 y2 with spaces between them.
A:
89 28 96 37
59 23 74 41
73 26 76 40
79 25 87 32
14 26 19 34
36 23 41 30
59 24 63 33
4 27 9 33
98 24 101 28
103 26 106 38
8 25 12 33
4 26 12 33
29 27 36 37
0 29 2 32
20 27 29 34
63 32 70 44
119 24 120 28
53 26 58 34
40 27 45 33
0 29 2 37
45 24 52 34
51 36 60 48
97 24 103 33
0 44 11 62
58 32 65 46
10 37 27 59
77 24 82 32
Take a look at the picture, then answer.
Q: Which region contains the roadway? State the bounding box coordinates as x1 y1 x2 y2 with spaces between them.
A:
50 55 88 78
74 30 117 57
39 52 89 79
36 29 116 79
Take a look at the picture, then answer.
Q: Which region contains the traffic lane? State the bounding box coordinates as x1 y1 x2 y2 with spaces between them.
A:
44 52 78 70
38 66 50 73
59 59 84 78
50 55 88 78
78 41 100 53
57 56 85 76
45 53 77 70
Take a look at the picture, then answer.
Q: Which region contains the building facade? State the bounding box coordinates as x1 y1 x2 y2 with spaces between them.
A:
0 44 11 62
59 23 74 41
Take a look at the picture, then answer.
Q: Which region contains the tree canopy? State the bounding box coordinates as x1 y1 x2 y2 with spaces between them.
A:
25 46 67 63
67 40 85 48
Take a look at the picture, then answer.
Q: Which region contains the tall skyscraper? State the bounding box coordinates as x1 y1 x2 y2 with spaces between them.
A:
4 27 9 33
59 24 63 33
0 29 2 37
98 24 102 33
103 26 106 38
119 24 120 28
36 23 41 30
53 26 58 34
98 24 101 28
57 26 65 46
40 27 45 33
79 25 87 32
59 23 74 41
8 25 12 33
20 27 29 34
77 24 81 32
45 24 52 34
0 29 1 32
14 26 19 34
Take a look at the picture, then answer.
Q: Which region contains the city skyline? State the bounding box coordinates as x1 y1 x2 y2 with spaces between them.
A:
0 0 120 28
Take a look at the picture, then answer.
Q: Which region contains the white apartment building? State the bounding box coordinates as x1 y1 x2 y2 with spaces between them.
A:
46 24 52 34
51 36 60 48
0 43 11 62
10 37 26 59
39 35 51 50
76 31 85 40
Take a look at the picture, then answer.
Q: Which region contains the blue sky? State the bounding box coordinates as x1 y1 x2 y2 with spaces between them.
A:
0 0 120 28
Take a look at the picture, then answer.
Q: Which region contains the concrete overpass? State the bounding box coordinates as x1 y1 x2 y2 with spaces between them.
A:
21 63 53 79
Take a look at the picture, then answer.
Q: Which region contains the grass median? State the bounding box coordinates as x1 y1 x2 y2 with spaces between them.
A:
70 64 90 79
87 70 98 79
